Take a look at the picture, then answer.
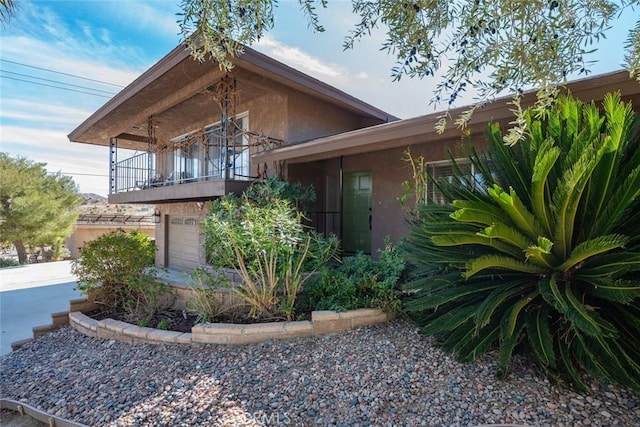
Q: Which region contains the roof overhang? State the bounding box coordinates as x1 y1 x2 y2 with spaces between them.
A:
254 70 640 165
68 44 397 149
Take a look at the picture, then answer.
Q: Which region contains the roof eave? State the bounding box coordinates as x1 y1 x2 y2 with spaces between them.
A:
253 69 640 164
68 44 397 145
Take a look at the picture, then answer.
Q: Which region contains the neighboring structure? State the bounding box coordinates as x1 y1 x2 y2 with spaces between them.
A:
65 213 156 259
68 42 640 269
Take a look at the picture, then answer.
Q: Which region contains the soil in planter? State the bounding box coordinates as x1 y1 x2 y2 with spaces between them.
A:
86 304 313 332
87 307 198 333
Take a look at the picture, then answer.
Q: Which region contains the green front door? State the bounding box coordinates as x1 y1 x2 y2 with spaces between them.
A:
343 171 372 254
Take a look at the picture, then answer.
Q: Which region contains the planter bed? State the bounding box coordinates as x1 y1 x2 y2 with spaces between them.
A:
67 304 394 346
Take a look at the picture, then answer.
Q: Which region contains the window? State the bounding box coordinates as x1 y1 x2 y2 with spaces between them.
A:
204 113 249 180
169 113 250 182
426 159 483 204
172 141 199 183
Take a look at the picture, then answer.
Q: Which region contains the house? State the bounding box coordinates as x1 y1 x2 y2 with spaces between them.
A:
68 44 396 269
68 42 640 270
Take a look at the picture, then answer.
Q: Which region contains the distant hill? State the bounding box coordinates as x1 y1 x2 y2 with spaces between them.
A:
80 193 153 215
81 193 107 202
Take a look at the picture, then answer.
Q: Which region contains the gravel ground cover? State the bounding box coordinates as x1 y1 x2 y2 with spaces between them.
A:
1 320 638 426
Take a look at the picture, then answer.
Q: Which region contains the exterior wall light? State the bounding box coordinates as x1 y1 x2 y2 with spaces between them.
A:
152 209 161 224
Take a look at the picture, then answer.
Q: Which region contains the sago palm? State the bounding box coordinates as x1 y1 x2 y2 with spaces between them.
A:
403 92 640 390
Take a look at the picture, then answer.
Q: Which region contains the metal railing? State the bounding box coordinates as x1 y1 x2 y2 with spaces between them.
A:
112 152 156 193
111 146 252 193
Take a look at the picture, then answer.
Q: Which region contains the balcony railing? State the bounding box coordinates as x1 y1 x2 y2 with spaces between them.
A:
111 152 156 194
110 121 265 194
110 146 252 194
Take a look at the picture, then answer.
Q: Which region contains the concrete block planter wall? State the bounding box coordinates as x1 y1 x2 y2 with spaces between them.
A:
11 279 393 351
67 304 395 346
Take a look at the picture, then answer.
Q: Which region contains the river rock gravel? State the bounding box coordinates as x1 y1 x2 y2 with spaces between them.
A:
1 321 638 426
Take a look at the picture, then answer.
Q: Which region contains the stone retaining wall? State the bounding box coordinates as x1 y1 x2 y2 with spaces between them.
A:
10 281 393 351
67 308 394 346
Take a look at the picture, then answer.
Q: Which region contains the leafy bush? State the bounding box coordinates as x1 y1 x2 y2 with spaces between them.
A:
201 179 339 320
244 175 316 213
0 257 20 268
71 229 173 322
402 93 640 390
304 242 406 312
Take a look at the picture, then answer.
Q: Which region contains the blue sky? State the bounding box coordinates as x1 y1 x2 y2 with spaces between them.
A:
0 1 636 195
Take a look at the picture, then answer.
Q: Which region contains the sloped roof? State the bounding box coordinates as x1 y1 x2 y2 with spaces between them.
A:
254 70 640 164
68 44 397 148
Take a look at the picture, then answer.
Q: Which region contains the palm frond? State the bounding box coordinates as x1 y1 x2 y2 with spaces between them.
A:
464 254 546 278
524 236 558 269
557 234 629 272
530 141 560 236
563 285 617 337
584 278 640 304
498 311 527 378
475 279 535 327
525 306 557 368
488 185 546 240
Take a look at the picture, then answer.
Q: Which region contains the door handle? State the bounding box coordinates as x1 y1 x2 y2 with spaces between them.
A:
369 214 372 230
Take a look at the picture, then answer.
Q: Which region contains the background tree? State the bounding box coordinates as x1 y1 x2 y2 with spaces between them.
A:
0 153 82 263
179 0 640 136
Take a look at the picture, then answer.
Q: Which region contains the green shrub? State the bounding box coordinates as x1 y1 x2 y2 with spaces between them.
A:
0 257 20 268
304 242 406 312
402 92 640 390
186 267 236 324
244 175 316 213
71 229 173 322
157 319 169 330
201 179 339 320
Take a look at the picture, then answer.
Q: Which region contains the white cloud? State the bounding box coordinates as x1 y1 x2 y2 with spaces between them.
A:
256 36 345 79
1 99 94 127
123 1 181 39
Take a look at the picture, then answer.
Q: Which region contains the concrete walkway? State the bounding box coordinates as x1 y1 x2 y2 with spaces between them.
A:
0 261 83 356
0 262 196 356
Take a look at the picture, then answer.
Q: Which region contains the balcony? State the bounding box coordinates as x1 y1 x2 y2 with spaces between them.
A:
108 145 253 205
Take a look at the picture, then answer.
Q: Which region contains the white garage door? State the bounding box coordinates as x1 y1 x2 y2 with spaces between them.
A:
168 216 200 270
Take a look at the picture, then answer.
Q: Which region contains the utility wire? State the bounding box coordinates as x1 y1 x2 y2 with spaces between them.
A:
1 75 113 98
56 172 110 177
0 69 117 95
1 58 126 88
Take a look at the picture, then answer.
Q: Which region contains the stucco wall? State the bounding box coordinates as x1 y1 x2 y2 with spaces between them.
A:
286 89 364 143
288 135 490 255
65 224 156 259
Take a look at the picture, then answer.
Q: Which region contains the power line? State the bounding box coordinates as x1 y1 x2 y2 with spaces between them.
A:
49 171 109 177
1 75 113 98
1 58 125 88
0 69 117 95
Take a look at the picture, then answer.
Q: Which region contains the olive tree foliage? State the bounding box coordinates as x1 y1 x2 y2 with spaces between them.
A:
0 0 15 25
0 153 82 263
178 0 640 139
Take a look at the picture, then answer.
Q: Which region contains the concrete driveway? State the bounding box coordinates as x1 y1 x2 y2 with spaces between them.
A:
0 261 83 356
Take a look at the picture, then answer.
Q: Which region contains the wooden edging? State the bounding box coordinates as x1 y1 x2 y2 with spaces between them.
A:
0 398 88 427
67 306 394 346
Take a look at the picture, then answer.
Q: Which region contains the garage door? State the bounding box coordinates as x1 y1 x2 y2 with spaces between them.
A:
168 216 200 269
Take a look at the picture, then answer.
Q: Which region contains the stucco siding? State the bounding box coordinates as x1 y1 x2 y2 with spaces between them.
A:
288 134 491 254
65 224 156 259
